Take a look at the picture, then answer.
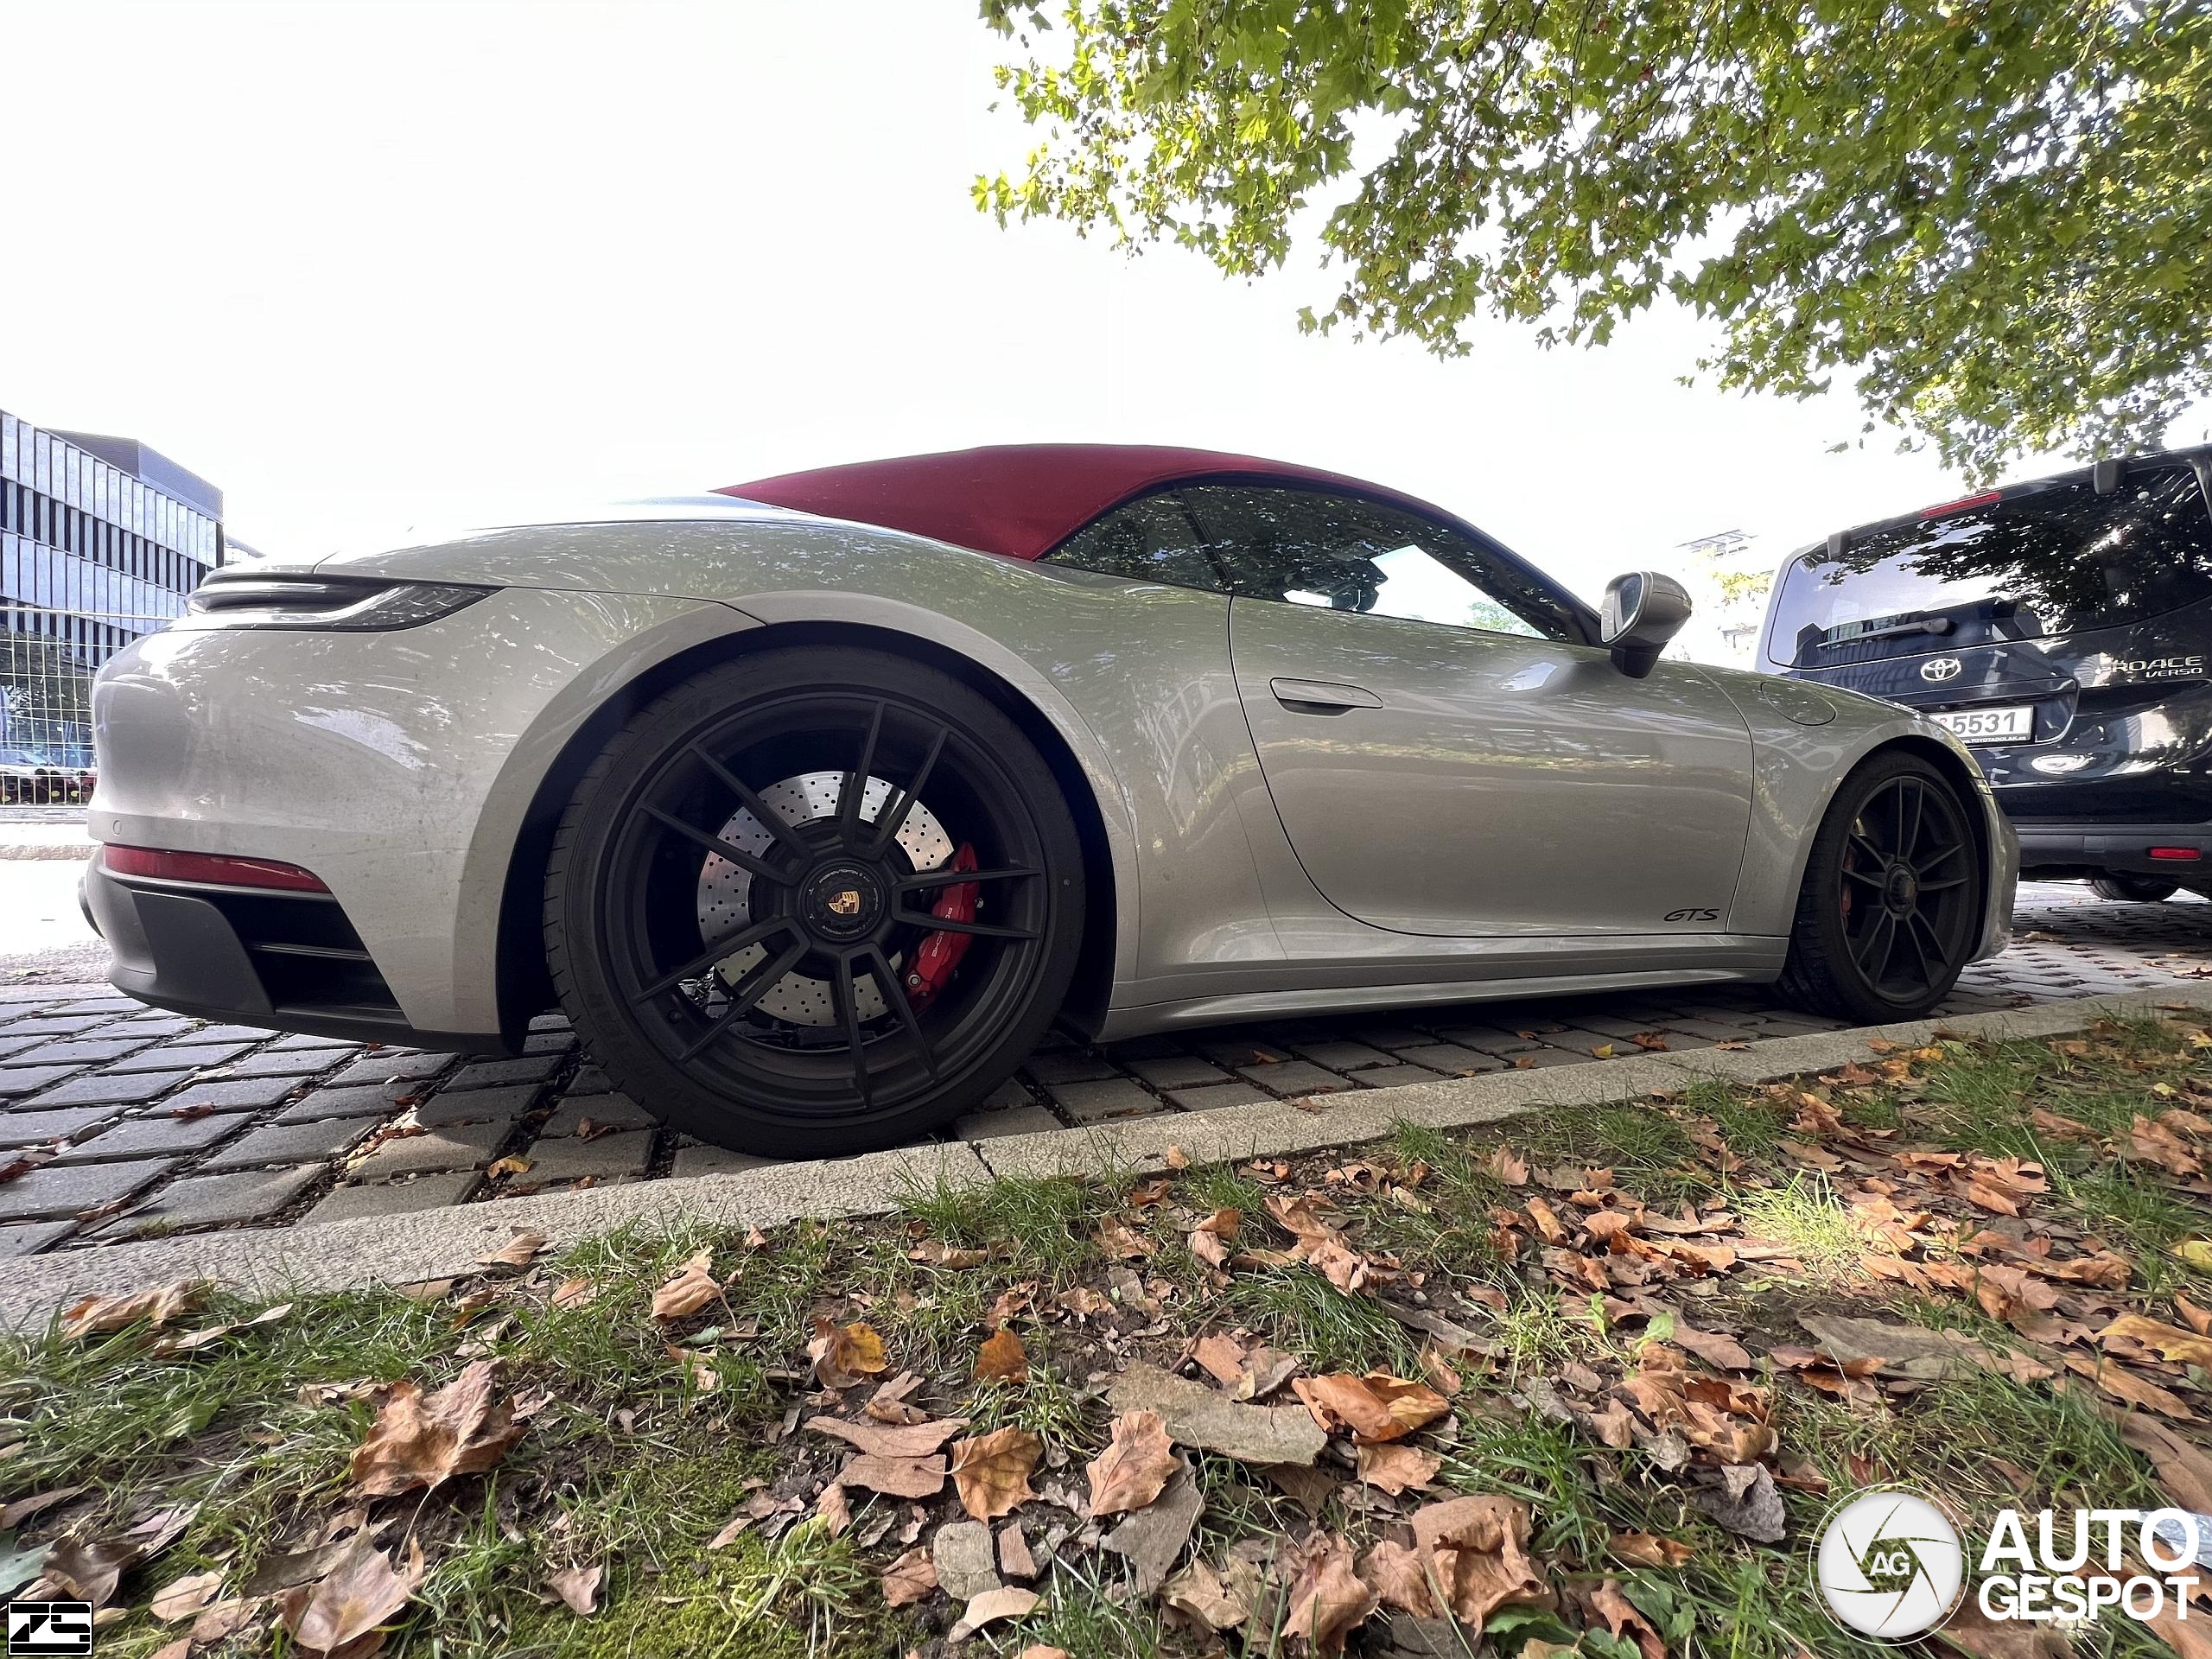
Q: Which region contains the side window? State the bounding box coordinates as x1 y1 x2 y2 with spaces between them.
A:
1180 484 1567 639
1042 490 1223 592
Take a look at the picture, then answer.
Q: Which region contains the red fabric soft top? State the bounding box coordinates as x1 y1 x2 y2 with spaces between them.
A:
717 443 1447 562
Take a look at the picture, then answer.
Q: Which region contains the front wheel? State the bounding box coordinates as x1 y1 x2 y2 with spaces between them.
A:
544 647 1086 1158
2089 874 2177 903
1774 753 1985 1024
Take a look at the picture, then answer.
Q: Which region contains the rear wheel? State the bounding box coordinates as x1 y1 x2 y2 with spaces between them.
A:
2089 874 2177 903
1775 753 1984 1024
544 648 1085 1157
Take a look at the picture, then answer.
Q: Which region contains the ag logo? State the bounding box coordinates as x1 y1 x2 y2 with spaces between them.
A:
1920 657 1964 683
1813 1488 1965 1641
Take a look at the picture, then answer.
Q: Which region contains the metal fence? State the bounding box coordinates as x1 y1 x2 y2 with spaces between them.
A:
0 601 177 798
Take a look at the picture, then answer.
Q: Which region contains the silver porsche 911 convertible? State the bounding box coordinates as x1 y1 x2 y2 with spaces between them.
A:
84 445 2017 1155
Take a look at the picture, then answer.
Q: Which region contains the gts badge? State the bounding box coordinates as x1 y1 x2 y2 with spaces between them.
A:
1663 906 1719 924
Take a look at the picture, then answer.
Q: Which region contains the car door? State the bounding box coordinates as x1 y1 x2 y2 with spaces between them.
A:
1188 483 1758 938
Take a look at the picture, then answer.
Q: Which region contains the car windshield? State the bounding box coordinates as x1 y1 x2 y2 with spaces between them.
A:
1767 463 2212 668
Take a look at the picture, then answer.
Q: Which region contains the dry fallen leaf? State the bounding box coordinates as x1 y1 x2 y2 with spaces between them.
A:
546 1562 601 1617
150 1568 226 1622
349 1359 527 1496
2064 1354 2196 1419
60 1280 211 1339
1592 1578 1666 1659
1162 1560 1249 1630
1936 1599 2073 1659
477 1230 546 1268
1408 1494 1548 1628
1362 1539 1438 1617
1355 1442 1440 1495
550 1278 596 1311
809 1318 888 1388
948 1586 1040 1643
881 1548 938 1608
1086 1409 1179 1516
1281 1533 1378 1656
1486 1147 1529 1185
1097 1218 1158 1260
649 1253 721 1321
1669 1321 1754 1373
2120 1414 2212 1513
280 1533 426 1653
0 1485 87 1530
1611 1531 1694 1568
2101 1313 2212 1370
975 1326 1029 1385
838 1453 948 1498
950 1427 1040 1521
805 1414 965 1460
1292 1372 1451 1445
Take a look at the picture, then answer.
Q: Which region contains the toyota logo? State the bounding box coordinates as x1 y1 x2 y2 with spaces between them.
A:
1920 657 1964 683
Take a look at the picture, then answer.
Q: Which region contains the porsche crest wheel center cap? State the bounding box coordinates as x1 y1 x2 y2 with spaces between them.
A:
804 863 884 940
1884 865 1920 914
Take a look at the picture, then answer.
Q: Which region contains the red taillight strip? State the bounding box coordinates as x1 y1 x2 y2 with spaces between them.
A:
2149 847 2202 862
103 843 330 892
1917 490 2002 519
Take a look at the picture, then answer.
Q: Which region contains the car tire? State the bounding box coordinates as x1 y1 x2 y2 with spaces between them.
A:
544 646 1085 1158
2089 875 2177 903
1774 751 1985 1025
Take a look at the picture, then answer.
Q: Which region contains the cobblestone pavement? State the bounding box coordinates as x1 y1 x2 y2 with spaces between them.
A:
3 881 2210 1257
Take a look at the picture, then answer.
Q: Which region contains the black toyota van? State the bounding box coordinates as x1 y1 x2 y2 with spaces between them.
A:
1761 447 2212 901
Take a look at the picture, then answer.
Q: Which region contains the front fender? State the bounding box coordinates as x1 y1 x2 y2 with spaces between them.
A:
1708 671 2015 957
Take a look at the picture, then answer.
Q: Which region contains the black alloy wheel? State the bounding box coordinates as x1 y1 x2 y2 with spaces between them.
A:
1777 752 1984 1023
546 648 1084 1157
2090 874 2178 903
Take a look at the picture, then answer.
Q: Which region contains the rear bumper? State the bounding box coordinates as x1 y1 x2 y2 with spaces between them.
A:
2013 822 2212 880
86 587 749 1039
81 860 504 1050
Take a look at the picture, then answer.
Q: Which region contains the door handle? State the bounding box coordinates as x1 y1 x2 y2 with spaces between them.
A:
1269 677 1382 714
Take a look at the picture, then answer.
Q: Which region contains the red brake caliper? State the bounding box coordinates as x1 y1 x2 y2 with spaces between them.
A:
906 843 979 1010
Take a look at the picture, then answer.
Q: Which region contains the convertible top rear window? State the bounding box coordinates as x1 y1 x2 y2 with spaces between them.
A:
1769 463 2212 668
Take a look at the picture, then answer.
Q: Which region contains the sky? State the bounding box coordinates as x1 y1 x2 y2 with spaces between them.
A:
4 0 2204 609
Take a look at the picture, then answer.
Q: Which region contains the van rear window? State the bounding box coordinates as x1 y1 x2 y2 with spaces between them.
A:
1768 464 2212 668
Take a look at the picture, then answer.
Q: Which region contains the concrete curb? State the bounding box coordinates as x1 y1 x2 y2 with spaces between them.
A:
8 984 2210 1328
0 844 92 861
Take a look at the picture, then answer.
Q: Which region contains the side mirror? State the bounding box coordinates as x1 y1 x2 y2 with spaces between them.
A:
1600 571 1692 678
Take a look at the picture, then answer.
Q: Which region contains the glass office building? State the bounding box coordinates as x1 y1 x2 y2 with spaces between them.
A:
0 406 225 772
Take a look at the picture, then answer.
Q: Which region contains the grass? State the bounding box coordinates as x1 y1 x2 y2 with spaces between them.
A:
13 1017 2212 1659
900 1169 1108 1278
1221 1262 1421 1375
1000 1557 1167 1659
1733 1172 1863 1280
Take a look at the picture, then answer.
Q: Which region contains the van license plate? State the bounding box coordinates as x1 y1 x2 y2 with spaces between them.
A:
1929 703 2035 744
